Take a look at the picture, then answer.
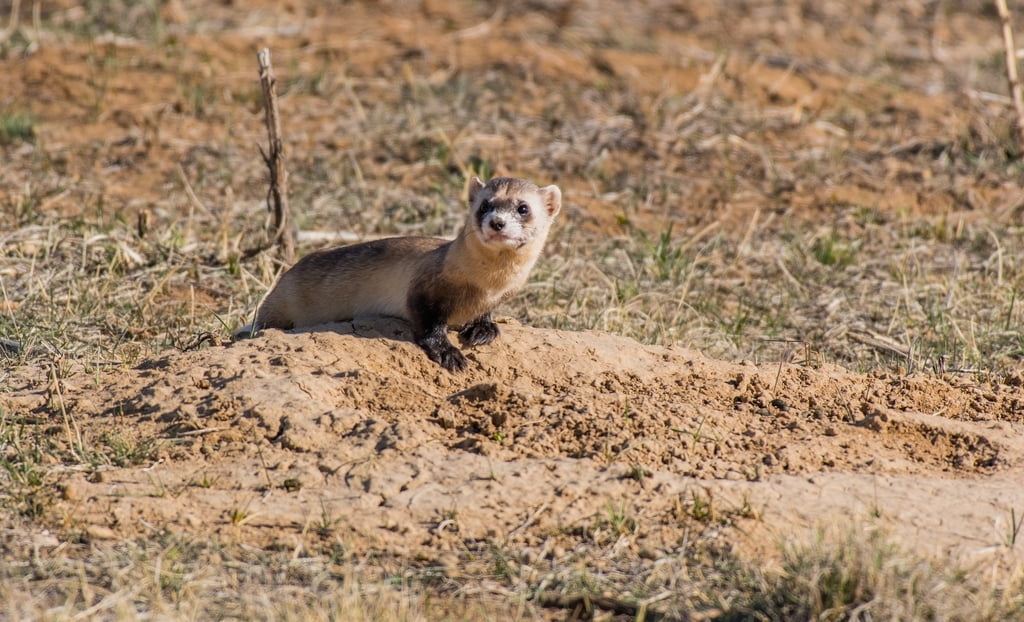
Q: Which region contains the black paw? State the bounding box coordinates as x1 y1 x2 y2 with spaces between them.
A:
418 336 468 372
432 344 468 372
459 316 500 347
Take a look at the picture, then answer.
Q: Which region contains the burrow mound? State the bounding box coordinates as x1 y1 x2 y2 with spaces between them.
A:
51 319 1023 480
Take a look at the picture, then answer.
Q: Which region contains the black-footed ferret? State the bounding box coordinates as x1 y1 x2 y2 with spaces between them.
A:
253 176 561 371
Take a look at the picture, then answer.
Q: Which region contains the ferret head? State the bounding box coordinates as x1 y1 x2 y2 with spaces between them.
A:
467 176 561 251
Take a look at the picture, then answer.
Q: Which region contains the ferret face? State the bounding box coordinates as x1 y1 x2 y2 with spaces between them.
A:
467 177 561 250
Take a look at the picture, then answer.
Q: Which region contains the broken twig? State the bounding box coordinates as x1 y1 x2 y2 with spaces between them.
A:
849 330 914 372
256 48 295 262
996 0 1024 153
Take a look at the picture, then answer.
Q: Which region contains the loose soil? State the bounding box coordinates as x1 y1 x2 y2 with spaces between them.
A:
6 319 1024 572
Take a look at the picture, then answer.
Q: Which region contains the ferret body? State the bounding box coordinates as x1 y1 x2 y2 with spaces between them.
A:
254 176 561 371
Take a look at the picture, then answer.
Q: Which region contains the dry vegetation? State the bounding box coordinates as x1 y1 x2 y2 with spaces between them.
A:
3 0 1024 619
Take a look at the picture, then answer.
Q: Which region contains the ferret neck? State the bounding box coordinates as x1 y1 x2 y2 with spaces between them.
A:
447 227 542 286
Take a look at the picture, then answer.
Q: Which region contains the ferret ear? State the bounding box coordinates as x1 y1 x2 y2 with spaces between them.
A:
468 177 486 203
539 185 561 217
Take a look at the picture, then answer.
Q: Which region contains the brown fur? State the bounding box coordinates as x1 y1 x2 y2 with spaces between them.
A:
256 237 446 329
253 177 561 371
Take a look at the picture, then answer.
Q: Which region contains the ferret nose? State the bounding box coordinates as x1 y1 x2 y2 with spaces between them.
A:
490 217 505 232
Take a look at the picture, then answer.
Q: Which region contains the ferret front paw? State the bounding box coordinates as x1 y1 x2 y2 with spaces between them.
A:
433 344 468 372
459 316 500 347
417 336 468 372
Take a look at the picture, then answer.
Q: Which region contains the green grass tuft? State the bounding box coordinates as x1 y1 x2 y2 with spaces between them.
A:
0 112 35 145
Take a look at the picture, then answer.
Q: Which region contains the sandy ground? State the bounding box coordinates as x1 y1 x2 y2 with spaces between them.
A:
5 319 1024 576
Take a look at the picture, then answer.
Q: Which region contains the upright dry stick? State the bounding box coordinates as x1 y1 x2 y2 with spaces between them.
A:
996 0 1024 153
6 0 20 34
257 48 295 263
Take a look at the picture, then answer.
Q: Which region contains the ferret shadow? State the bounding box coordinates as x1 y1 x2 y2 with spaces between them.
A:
288 316 415 343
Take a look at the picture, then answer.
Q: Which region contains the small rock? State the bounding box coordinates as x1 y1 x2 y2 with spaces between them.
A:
61 482 85 501
86 525 119 541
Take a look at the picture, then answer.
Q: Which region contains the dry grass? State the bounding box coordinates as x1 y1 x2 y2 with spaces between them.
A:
1 523 1021 621
0 533 432 621
3 0 1024 618
525 203 1024 374
721 531 1024 621
2 2 1022 376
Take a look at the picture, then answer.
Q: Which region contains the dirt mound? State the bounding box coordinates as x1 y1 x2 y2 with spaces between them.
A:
98 320 1019 477
8 321 1024 568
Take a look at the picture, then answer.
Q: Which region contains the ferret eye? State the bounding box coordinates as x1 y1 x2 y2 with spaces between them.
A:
517 203 530 216
478 200 491 215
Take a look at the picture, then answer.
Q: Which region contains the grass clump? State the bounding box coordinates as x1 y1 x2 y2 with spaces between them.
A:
0 535 436 621
720 531 1024 621
0 410 57 519
0 112 34 145
811 231 859 268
